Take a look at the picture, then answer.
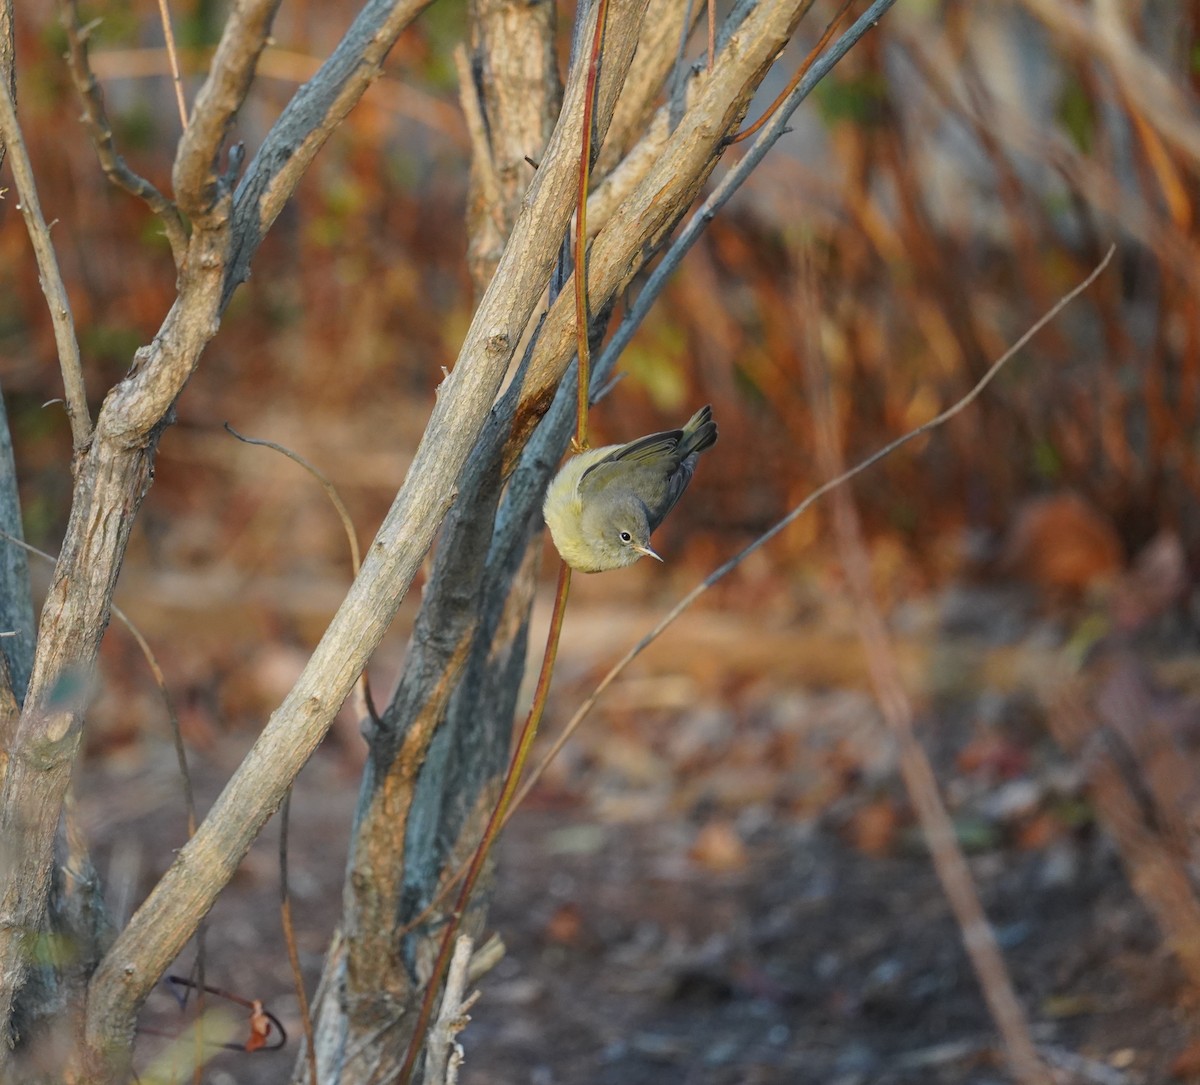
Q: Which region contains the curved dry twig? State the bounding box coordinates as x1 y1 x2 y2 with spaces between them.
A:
223 424 362 574
223 421 378 717
59 0 188 266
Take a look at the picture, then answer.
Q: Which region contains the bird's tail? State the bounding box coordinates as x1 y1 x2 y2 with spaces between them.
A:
680 404 718 457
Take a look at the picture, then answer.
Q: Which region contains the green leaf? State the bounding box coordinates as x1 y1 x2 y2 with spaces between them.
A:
814 71 887 127
1058 76 1095 154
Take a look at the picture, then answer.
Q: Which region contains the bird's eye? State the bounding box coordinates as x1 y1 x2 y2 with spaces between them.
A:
619 531 632 543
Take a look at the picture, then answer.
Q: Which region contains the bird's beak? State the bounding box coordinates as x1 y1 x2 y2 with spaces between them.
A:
633 544 663 562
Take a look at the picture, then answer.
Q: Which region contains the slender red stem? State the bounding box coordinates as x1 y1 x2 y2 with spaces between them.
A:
729 0 852 145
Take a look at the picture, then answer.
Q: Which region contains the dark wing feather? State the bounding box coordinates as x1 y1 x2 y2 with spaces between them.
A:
645 453 697 530
579 426 686 484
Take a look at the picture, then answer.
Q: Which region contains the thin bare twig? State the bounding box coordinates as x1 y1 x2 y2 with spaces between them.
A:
0 75 91 453
422 935 478 1085
155 0 189 129
163 976 287 1051
222 425 362 574
222 423 377 721
59 0 188 266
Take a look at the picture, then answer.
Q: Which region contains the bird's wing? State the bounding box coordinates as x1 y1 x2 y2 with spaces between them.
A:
579 427 682 486
645 454 697 531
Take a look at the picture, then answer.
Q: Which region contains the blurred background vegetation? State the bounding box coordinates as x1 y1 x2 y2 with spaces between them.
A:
0 0 1197 794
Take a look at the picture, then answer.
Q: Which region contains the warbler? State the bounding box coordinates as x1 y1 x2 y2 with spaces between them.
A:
543 405 718 572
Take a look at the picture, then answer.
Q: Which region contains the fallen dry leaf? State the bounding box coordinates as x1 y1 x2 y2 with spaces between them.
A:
842 797 903 857
1003 491 1124 596
688 820 748 873
244 999 272 1053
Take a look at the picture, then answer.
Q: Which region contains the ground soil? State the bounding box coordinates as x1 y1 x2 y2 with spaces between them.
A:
74 578 1200 1085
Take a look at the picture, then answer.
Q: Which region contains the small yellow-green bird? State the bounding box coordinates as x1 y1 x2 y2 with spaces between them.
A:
543 405 718 573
